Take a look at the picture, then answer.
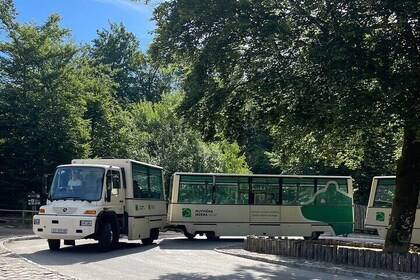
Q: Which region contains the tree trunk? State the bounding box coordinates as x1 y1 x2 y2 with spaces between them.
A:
384 127 420 253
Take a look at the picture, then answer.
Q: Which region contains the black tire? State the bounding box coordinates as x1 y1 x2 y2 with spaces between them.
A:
112 235 119 247
141 238 153 245
150 228 159 241
111 226 119 248
98 222 113 252
142 228 159 245
48 239 60 251
184 229 195 240
206 232 220 241
304 231 321 240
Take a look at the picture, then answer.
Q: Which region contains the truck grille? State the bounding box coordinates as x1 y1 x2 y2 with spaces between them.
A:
53 207 77 214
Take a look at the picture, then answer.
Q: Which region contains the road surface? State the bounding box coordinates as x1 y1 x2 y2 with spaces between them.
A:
6 234 364 280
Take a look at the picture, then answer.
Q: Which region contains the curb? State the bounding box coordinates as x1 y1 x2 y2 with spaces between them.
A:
1 234 40 252
1 235 40 254
214 246 419 280
0 235 78 280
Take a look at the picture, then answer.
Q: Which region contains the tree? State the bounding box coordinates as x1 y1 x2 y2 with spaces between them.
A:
126 93 250 191
268 124 400 205
90 22 171 105
76 55 132 158
0 11 90 205
150 0 419 252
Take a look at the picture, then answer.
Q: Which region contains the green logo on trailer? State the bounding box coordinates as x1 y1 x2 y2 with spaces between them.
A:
300 181 353 236
182 208 192 218
376 212 385 222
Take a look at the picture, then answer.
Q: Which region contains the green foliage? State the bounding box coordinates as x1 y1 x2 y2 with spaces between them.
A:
149 0 420 200
150 0 420 251
126 93 250 191
0 2 251 211
90 22 172 105
0 0 16 32
76 55 132 158
0 14 90 201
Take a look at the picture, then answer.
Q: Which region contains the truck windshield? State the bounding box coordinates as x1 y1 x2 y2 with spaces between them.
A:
49 167 105 201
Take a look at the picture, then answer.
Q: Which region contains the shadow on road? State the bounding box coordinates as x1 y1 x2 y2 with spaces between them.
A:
158 237 244 251
15 235 244 266
18 239 159 266
151 263 328 280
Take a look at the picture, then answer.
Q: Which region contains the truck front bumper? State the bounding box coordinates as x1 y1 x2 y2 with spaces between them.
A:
33 214 97 240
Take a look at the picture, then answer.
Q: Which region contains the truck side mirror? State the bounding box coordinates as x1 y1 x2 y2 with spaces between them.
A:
42 174 53 195
106 176 112 202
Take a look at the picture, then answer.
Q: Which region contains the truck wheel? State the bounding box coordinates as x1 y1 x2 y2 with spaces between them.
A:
150 228 159 240
112 233 119 247
111 225 119 248
141 238 153 245
98 222 113 252
142 228 159 245
48 239 60 251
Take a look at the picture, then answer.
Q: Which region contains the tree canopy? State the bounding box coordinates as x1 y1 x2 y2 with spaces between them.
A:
126 93 249 191
0 12 90 201
150 0 419 252
1 0 419 253
90 22 172 105
0 1 249 209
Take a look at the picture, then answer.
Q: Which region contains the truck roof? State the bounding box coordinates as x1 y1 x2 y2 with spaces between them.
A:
70 158 163 169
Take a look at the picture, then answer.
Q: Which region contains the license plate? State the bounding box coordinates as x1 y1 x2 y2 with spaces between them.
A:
51 228 68 234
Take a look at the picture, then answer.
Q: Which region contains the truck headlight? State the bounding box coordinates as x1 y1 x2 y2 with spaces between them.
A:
80 220 92 226
33 219 40 225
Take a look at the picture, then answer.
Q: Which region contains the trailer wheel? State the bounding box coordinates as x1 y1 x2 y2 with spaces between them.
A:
98 222 113 252
206 232 220 241
183 229 195 240
304 231 321 240
48 239 60 251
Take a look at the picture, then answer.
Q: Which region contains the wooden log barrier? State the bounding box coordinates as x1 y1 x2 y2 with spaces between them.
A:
244 236 420 273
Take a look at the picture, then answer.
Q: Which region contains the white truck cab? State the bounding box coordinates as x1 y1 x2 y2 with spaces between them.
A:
33 158 167 251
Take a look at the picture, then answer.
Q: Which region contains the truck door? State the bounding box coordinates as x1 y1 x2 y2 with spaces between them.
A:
105 169 125 214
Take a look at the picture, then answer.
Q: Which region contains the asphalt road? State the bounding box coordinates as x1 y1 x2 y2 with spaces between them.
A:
5 234 364 280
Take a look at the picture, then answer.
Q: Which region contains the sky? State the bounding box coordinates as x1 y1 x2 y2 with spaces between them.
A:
13 0 161 51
